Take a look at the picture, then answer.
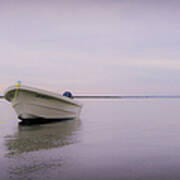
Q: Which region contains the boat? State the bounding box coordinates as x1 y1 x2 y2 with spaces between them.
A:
4 84 83 122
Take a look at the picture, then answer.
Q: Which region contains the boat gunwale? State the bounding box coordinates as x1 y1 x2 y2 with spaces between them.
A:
4 85 83 107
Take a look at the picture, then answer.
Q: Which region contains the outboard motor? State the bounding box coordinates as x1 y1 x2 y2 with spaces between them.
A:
63 91 73 98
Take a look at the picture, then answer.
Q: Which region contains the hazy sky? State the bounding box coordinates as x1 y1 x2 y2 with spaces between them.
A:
0 0 180 94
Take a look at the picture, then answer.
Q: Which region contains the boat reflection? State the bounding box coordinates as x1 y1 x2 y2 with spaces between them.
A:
5 119 81 156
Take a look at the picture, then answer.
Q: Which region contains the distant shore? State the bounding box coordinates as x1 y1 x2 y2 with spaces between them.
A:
74 95 180 99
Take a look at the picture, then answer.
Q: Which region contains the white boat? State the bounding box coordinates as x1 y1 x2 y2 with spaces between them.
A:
4 85 82 122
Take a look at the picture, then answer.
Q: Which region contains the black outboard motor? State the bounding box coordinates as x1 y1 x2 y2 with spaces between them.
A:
63 91 73 98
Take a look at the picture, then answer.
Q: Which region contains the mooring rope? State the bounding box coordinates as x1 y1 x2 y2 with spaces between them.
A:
0 81 21 125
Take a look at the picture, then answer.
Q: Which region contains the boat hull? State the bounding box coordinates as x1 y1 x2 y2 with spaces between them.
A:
4 85 82 121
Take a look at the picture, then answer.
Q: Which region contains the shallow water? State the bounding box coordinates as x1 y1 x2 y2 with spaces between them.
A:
0 99 180 180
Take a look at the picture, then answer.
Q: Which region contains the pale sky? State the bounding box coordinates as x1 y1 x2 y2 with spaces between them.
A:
0 0 180 95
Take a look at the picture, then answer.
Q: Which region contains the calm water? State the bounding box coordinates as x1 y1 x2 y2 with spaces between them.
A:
0 99 180 180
